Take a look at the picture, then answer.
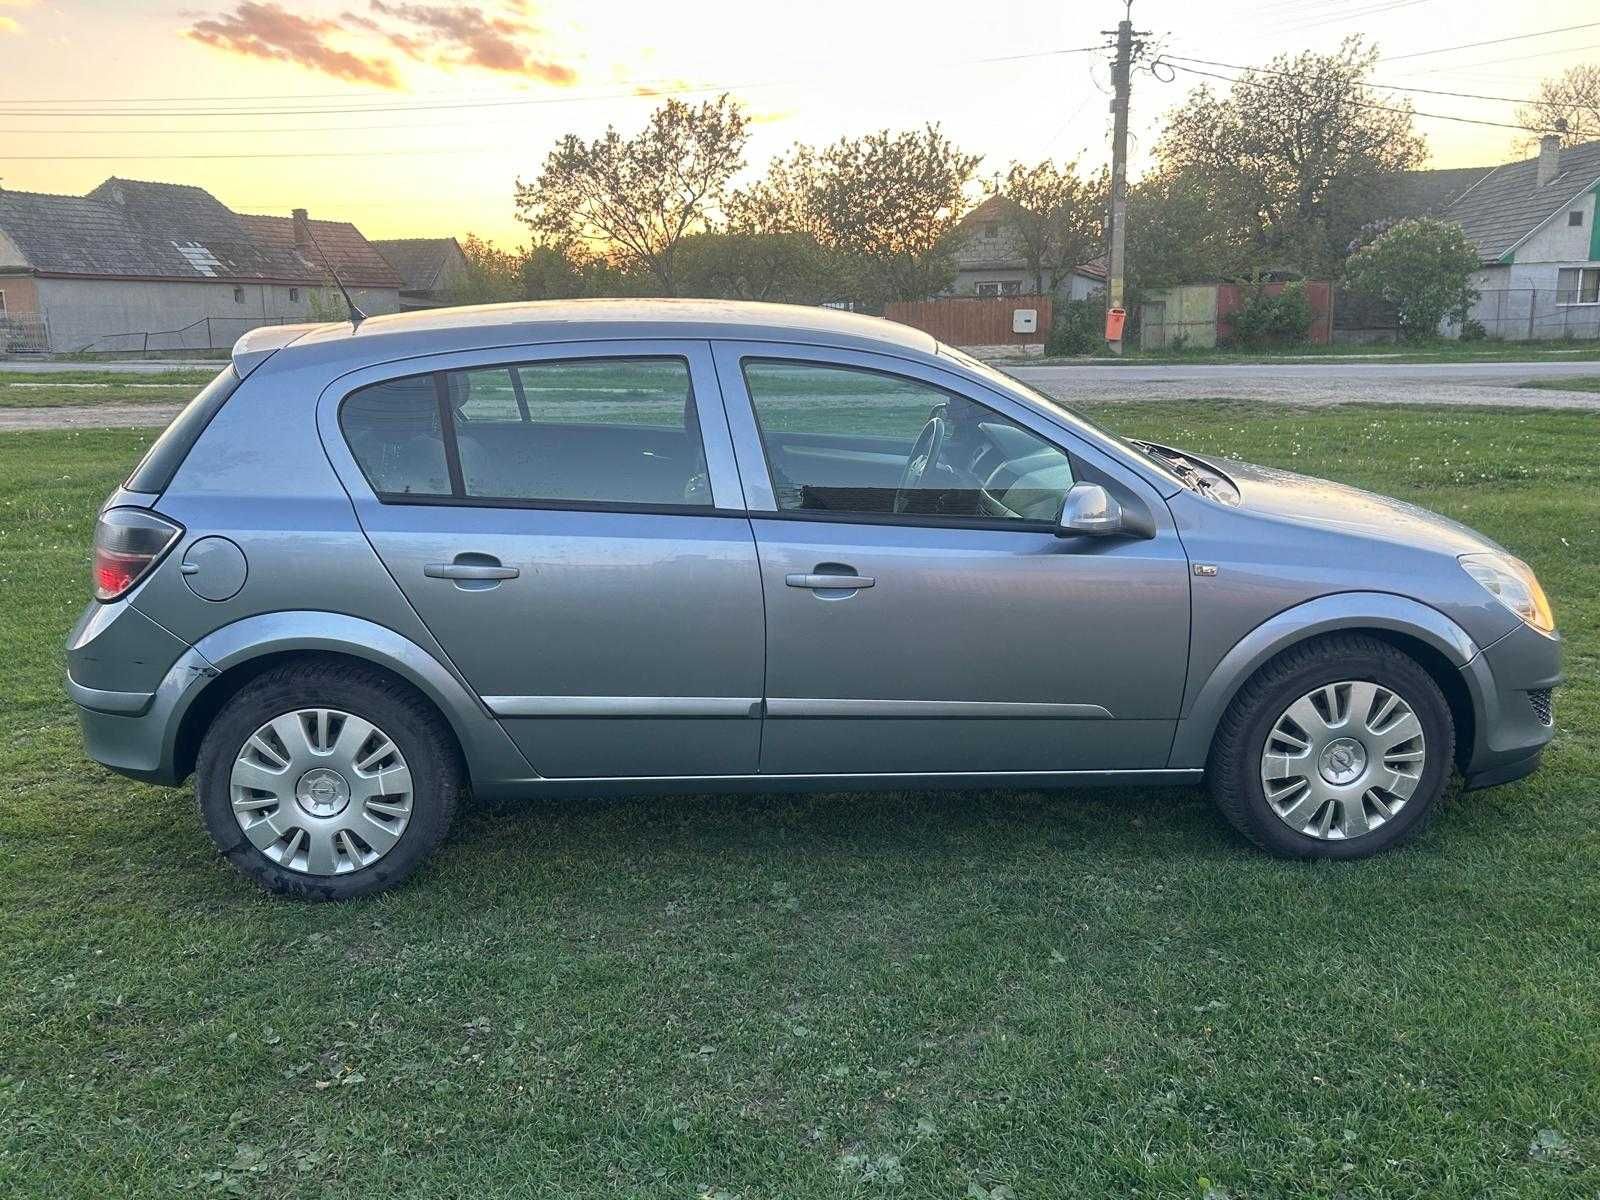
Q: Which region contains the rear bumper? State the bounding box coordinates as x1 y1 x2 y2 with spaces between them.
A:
70 647 218 785
68 594 216 785
1459 621 1561 790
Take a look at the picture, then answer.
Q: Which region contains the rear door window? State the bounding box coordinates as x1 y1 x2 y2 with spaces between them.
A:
340 357 707 509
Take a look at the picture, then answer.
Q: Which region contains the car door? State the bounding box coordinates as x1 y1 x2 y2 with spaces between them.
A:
321 340 765 779
712 341 1191 777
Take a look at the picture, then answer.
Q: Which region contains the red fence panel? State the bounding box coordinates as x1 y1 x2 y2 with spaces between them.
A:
1216 281 1332 345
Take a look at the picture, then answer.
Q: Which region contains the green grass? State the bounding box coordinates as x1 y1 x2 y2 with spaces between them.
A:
0 369 215 409
1520 376 1600 394
2 402 1597 1198
1047 339 1600 366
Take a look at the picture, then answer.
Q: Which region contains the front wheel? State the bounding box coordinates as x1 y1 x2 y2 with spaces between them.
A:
1208 635 1456 858
195 661 461 899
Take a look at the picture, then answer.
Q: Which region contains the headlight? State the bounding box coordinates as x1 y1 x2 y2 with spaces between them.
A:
1460 552 1555 634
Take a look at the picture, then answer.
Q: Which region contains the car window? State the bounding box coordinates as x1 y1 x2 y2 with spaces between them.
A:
453 367 524 422
743 359 1072 523
341 357 708 509
340 374 452 497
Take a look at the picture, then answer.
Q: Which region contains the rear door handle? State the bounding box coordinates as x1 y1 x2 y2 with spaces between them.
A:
425 563 519 581
786 573 875 590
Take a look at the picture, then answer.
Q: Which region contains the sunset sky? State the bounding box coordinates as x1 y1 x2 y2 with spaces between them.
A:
0 0 1595 246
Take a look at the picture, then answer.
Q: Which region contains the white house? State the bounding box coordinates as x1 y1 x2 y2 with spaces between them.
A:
1443 135 1600 339
0 178 402 354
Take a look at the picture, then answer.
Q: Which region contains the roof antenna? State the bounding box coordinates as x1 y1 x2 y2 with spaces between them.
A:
303 224 366 328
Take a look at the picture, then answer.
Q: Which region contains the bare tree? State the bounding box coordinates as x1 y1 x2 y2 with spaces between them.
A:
1517 63 1600 144
515 95 750 295
1154 37 1426 274
989 160 1106 294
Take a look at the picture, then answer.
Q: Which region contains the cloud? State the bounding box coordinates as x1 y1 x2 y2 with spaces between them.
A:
0 16 19 34
367 1 575 84
187 3 401 88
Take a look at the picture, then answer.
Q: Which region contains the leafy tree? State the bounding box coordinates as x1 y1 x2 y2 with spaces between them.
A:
515 95 750 294
447 234 527 304
1343 217 1480 340
731 125 981 303
988 160 1105 294
1126 165 1252 290
1517 63 1600 144
1154 37 1426 275
672 231 837 304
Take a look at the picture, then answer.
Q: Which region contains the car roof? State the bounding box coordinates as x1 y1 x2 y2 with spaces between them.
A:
235 298 938 376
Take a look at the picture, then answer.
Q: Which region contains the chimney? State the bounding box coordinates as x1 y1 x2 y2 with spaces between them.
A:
292 207 311 250
1536 134 1561 187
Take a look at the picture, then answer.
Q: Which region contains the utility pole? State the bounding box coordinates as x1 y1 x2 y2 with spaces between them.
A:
1103 3 1140 356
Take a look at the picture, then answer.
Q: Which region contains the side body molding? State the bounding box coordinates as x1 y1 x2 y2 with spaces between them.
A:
176 611 540 792
1168 591 1480 770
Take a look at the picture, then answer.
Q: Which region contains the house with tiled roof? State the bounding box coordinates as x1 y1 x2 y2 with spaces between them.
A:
1441 135 1600 339
942 195 1107 301
0 178 401 353
371 237 470 310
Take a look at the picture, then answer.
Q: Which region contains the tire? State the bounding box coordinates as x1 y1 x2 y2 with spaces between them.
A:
195 660 461 900
1207 634 1455 859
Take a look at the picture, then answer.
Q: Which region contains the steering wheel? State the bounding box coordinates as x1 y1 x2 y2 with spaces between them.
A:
894 416 948 514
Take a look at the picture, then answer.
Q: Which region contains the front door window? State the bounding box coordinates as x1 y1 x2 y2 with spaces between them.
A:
742 359 1072 524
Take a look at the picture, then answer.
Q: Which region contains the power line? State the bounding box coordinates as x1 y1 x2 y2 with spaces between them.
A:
1377 21 1600 63
0 44 1111 120
1163 62 1554 131
1161 54 1537 105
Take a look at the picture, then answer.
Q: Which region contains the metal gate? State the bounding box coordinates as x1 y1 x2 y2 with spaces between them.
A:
0 314 51 356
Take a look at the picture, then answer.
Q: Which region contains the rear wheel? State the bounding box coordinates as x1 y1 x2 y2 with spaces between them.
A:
195 661 460 899
1208 635 1455 858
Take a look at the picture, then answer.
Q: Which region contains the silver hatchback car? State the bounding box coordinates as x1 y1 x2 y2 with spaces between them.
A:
68 300 1561 899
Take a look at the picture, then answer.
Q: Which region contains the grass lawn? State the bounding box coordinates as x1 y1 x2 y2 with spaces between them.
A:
0 369 216 409
1043 339 1600 367
1 401 1597 1198
1520 376 1600 394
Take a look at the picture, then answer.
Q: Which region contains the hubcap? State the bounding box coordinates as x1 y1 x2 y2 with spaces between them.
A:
1318 737 1367 785
1259 681 1426 841
230 708 413 876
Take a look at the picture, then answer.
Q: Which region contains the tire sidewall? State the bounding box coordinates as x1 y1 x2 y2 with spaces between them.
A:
195 671 455 900
1230 648 1454 859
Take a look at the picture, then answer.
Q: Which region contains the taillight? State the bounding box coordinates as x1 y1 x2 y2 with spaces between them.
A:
92 508 182 602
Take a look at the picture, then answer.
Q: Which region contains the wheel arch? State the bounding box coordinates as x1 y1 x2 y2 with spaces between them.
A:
1170 592 1480 772
166 611 534 787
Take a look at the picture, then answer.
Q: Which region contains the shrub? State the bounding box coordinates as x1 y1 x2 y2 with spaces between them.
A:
1046 298 1103 356
1459 318 1488 342
1343 217 1480 341
1226 283 1314 349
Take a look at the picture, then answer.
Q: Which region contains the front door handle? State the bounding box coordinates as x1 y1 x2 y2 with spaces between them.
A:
425 563 519 581
786 573 875 590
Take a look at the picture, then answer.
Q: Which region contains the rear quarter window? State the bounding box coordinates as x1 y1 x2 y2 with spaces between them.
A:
340 374 453 497
125 366 241 495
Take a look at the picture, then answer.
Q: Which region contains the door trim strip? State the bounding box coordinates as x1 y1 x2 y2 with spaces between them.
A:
764 698 1113 719
485 695 761 718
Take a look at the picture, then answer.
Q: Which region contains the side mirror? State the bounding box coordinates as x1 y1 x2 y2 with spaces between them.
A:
1058 482 1129 537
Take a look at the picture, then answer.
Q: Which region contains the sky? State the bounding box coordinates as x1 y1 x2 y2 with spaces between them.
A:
0 0 1595 246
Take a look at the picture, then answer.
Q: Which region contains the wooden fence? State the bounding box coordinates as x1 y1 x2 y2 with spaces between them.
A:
884 295 1052 351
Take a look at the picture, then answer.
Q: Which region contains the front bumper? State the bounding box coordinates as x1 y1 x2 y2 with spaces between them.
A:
1459 620 1562 791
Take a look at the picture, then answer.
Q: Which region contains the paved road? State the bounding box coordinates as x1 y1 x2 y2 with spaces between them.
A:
0 359 222 374
1010 359 1600 409
3 359 1598 430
